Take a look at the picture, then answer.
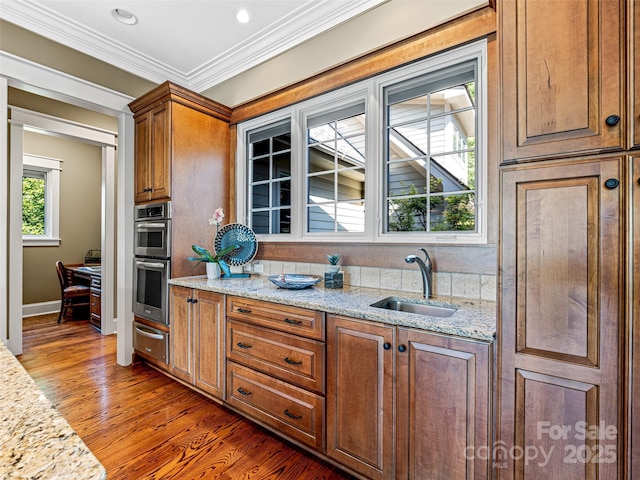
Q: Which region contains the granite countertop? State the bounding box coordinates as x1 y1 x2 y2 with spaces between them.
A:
0 342 107 480
169 275 496 341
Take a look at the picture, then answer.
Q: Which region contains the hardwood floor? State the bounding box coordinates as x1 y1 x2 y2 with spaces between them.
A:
18 314 355 480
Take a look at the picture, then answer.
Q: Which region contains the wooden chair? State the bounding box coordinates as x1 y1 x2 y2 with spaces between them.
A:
55 261 90 323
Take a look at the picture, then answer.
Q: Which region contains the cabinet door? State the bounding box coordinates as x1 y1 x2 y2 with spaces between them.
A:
170 285 193 383
396 328 491 480
326 315 395 480
194 290 225 399
499 157 623 480
501 0 624 162
134 113 151 203
634 3 640 148
631 156 640 479
134 103 171 203
148 102 171 201
90 289 101 331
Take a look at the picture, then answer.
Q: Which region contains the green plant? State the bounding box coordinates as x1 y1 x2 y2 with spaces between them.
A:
326 253 340 265
188 243 239 277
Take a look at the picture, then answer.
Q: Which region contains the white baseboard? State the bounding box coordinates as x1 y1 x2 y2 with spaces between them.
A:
23 301 60 317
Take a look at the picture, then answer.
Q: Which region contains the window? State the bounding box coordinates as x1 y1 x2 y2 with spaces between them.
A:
22 155 61 246
306 102 366 233
247 120 292 234
237 40 487 244
384 60 477 233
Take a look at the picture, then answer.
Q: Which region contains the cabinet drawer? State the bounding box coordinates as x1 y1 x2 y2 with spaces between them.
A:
227 296 325 340
227 362 324 450
227 320 325 394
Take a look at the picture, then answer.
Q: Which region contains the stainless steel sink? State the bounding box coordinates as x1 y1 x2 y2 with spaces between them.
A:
370 297 457 318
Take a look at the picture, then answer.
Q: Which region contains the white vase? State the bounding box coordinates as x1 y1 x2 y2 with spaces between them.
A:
206 262 221 279
327 265 340 273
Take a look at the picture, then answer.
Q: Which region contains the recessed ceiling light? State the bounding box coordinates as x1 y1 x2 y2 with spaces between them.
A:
111 8 138 25
236 9 250 23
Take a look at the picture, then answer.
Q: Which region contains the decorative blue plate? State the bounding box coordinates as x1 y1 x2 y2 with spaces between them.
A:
214 224 258 266
268 274 321 289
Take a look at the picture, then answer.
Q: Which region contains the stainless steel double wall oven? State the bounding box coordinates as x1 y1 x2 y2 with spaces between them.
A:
133 201 171 364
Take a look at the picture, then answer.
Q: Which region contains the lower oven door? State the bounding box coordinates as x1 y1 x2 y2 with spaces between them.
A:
133 321 169 365
133 258 169 324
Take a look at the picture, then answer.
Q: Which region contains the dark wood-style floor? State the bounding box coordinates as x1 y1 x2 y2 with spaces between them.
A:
18 314 355 480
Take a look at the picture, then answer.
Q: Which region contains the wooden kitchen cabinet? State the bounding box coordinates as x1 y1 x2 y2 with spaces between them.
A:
326 315 395 480
225 296 326 450
499 157 623 480
133 102 170 203
129 82 233 278
169 285 225 399
396 327 492 480
630 155 640 479
500 0 625 162
327 314 492 480
634 1 640 148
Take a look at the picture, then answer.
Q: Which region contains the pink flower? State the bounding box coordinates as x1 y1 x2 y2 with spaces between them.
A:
209 207 224 227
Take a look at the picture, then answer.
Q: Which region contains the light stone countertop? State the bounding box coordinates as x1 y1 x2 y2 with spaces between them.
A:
0 342 107 480
169 275 496 342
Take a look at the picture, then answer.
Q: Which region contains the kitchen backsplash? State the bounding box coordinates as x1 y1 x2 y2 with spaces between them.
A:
240 260 496 301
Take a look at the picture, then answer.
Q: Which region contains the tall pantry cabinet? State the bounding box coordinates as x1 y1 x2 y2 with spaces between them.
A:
128 81 232 278
498 0 635 479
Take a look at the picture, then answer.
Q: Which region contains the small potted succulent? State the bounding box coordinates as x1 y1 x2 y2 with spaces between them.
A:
325 253 343 288
326 253 341 273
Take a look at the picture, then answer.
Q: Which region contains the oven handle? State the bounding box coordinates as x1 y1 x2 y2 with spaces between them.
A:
135 325 165 340
135 260 166 269
136 223 167 230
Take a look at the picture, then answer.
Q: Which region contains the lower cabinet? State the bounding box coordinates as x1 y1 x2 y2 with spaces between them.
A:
225 296 326 450
326 314 492 480
169 285 225 399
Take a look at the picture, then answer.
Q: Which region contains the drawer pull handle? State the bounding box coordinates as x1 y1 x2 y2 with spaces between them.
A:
237 307 252 313
237 342 252 349
284 357 302 365
237 388 252 396
284 318 302 325
284 409 302 419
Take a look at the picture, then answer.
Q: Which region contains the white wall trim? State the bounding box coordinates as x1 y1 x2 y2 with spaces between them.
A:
1 55 135 363
22 301 59 318
0 51 133 116
0 77 8 348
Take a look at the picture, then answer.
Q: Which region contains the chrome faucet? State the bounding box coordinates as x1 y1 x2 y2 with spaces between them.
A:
405 248 433 298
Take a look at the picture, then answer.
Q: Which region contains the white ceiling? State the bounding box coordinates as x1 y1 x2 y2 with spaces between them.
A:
0 0 389 92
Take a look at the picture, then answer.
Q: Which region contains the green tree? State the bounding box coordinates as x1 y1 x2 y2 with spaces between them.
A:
22 176 45 235
389 179 444 232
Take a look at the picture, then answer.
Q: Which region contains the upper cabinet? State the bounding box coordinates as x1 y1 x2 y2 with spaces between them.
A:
634 1 640 148
134 102 171 203
500 0 625 162
129 81 233 204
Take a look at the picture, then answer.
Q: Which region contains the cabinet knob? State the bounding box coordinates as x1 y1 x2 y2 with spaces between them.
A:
637 177 640 187
398 344 407 353
383 342 391 350
605 115 620 126
604 178 619 189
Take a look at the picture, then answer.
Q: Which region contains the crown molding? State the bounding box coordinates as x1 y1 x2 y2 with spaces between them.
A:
1 0 387 92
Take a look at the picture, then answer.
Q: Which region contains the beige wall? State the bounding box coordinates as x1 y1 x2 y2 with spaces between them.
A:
21 131 102 305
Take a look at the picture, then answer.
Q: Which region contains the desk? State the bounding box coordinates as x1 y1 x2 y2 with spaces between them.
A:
67 265 102 331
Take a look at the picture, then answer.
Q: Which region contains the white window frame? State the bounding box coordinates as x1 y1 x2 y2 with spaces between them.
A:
22 154 61 246
236 39 488 245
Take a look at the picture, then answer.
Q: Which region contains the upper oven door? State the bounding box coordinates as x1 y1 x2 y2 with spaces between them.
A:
135 219 171 258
